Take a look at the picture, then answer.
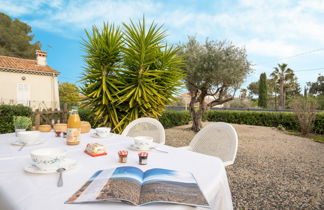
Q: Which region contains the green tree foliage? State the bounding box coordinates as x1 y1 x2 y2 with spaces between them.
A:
81 19 183 133
270 63 297 109
0 12 41 59
307 74 324 109
59 82 80 107
181 37 252 131
247 81 259 97
308 74 324 96
240 88 247 99
258 73 268 108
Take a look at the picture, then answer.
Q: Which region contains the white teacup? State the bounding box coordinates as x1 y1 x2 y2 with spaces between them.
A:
30 148 66 170
95 127 111 137
134 136 153 150
18 131 40 144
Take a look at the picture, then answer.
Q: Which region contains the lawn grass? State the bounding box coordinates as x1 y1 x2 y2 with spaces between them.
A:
285 130 324 143
310 134 324 143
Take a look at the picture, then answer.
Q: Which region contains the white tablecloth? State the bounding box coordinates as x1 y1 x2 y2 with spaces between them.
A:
0 131 233 210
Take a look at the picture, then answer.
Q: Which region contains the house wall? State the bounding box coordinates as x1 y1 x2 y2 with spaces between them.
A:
0 71 60 110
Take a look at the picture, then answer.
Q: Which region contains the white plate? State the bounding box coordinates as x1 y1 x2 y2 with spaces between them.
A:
11 138 44 146
90 133 111 138
128 144 153 151
24 158 77 174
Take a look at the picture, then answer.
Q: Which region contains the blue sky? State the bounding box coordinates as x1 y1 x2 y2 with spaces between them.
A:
143 168 195 184
111 166 144 183
1 0 323 93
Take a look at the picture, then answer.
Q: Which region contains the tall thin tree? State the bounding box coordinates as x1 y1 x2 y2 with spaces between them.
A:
258 73 268 108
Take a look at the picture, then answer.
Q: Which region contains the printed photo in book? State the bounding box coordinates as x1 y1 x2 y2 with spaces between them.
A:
66 166 209 208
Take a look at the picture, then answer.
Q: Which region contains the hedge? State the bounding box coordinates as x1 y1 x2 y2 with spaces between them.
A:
78 108 191 129
159 111 191 128
71 107 324 134
0 105 33 134
206 110 324 134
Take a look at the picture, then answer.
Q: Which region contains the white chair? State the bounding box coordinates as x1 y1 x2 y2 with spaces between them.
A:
182 122 238 166
122 117 166 144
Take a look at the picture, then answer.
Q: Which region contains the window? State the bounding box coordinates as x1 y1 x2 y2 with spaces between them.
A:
16 83 30 106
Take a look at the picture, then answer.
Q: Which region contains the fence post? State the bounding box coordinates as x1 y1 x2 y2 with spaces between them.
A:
63 103 68 123
35 109 40 130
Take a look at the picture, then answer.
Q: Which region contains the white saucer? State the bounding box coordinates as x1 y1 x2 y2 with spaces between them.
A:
11 138 44 146
24 158 77 174
128 144 153 151
90 133 111 138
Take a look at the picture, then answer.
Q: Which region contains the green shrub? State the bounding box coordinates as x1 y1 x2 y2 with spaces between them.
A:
13 116 32 130
313 113 324 134
206 110 324 134
159 111 191 128
78 106 98 128
0 105 33 134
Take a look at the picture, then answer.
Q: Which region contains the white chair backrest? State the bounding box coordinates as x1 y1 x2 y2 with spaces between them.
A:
122 117 165 144
189 122 238 166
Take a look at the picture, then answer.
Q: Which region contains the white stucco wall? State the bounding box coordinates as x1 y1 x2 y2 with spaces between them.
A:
0 71 60 110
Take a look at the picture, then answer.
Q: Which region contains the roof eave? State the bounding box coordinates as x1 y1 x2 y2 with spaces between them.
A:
0 66 60 76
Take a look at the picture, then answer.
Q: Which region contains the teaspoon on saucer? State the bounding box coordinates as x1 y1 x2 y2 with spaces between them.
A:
18 143 26 151
57 168 66 187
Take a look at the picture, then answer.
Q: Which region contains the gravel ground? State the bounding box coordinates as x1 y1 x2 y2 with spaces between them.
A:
165 122 324 209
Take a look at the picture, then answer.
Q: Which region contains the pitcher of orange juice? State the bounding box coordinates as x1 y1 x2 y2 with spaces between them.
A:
66 107 81 145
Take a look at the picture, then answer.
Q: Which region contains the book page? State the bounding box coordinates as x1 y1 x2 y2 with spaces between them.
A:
66 169 114 203
96 166 143 205
66 166 144 205
139 168 209 207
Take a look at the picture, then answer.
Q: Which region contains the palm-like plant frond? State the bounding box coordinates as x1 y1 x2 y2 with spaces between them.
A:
270 63 296 108
80 23 123 130
80 19 183 133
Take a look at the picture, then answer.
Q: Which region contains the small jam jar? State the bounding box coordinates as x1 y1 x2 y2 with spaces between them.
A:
55 130 62 137
118 150 128 163
138 152 148 165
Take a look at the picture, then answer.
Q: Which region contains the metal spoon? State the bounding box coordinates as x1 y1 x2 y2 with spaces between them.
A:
18 142 26 151
57 168 66 187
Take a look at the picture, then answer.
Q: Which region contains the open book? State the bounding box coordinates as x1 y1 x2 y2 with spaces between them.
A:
66 166 209 208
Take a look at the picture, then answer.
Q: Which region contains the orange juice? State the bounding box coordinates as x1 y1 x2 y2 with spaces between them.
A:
66 109 81 145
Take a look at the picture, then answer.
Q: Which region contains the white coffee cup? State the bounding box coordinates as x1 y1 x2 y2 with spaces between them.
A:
95 127 111 137
134 136 153 150
18 131 40 144
30 148 66 170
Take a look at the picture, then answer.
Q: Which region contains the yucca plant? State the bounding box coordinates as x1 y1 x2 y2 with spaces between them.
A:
81 24 123 130
81 18 183 133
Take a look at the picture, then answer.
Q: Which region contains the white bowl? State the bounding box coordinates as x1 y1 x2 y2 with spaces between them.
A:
134 136 153 150
18 131 40 144
30 148 66 170
95 127 111 137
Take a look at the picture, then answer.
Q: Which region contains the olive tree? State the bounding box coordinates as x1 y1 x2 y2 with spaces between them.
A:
181 37 252 131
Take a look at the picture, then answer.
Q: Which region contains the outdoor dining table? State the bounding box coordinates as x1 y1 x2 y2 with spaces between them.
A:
0 131 233 210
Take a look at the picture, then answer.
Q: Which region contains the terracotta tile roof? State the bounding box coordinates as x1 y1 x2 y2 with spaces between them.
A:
0 55 59 74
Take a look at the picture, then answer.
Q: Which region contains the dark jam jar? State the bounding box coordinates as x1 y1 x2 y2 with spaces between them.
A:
138 152 148 165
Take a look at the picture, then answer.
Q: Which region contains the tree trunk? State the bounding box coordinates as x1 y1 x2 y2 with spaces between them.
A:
279 79 284 109
189 90 207 132
274 93 277 109
191 110 203 132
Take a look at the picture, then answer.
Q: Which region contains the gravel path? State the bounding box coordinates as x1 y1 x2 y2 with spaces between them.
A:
165 122 324 209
